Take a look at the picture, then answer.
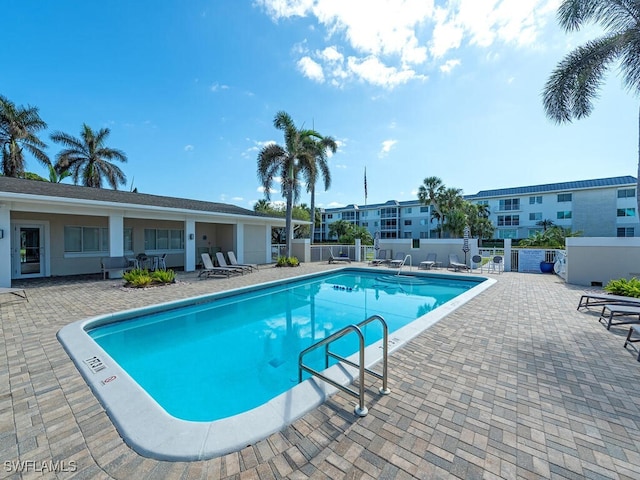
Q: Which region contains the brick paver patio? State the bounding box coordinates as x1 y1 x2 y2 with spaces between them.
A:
1 264 640 479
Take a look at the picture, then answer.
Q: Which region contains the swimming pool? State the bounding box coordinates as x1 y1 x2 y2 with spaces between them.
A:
58 267 494 460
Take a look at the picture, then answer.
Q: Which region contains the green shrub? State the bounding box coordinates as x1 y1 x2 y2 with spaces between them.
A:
604 277 640 298
151 269 176 283
276 256 299 267
123 268 175 288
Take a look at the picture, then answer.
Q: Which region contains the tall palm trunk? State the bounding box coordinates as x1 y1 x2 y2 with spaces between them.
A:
285 166 295 258
309 186 316 244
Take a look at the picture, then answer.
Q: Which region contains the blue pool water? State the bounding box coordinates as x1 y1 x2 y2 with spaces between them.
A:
88 270 481 422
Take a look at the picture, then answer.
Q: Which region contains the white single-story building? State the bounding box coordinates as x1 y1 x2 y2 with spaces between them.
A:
0 177 288 287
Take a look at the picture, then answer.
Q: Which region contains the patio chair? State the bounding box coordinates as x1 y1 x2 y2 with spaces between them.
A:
448 254 469 272
228 251 257 272
388 252 406 268
369 249 389 266
216 252 247 274
419 252 438 270
471 254 484 273
488 255 503 274
328 247 351 264
198 253 239 278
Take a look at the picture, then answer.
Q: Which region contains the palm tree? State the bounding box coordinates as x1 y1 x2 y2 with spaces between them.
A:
254 199 272 213
0 95 49 177
439 187 464 237
536 219 555 231
417 176 445 238
543 0 640 213
51 124 127 189
257 111 320 258
307 135 337 244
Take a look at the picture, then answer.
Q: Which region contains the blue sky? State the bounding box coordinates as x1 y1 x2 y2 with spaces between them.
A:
2 1 636 209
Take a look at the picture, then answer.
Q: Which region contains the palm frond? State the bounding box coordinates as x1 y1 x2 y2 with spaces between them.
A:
543 34 623 122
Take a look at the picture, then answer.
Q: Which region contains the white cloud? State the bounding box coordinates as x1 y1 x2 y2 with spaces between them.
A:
439 59 461 74
184 144 194 152
210 83 229 92
379 139 397 157
257 0 560 88
326 201 345 208
297 56 325 82
347 56 424 88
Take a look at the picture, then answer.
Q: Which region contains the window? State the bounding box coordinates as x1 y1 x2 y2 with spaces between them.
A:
528 228 543 236
405 207 412 214
381 219 397 229
404 220 412 226
498 214 519 226
144 229 184 250
618 188 636 198
420 232 429 238
617 227 635 237
498 198 520 211
498 229 517 239
361 222 368 227
420 206 429 213
403 232 412 238
557 193 572 202
412 239 420 248
529 196 542 204
529 212 542 221
326 214 333 219
617 208 636 217
64 226 109 253
124 227 133 252
557 211 572 219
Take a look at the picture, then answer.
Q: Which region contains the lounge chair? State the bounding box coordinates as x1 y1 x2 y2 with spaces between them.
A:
388 252 406 268
448 254 469 272
599 304 640 330
623 325 640 361
577 292 640 310
419 253 438 270
228 251 257 272
369 249 389 266
216 252 247 274
198 253 239 278
328 248 351 264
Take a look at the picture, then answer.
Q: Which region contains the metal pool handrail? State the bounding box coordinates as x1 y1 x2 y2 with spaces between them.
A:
298 314 390 417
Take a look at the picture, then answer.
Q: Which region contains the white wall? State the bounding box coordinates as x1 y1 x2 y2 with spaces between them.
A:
566 237 640 286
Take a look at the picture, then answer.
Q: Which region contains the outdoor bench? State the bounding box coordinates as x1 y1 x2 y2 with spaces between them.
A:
100 256 131 279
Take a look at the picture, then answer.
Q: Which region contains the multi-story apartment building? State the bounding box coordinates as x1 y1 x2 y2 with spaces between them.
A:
318 176 639 241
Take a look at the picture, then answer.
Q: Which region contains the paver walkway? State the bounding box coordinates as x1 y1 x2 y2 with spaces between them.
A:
1 264 640 479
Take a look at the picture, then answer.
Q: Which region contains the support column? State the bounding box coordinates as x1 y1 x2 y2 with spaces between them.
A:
108 214 125 278
108 214 124 256
185 218 196 272
504 238 512 272
0 205 11 287
265 224 272 264
235 223 245 263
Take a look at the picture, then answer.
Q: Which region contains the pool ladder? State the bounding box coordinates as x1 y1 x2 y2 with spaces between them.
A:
298 314 390 417
396 254 412 275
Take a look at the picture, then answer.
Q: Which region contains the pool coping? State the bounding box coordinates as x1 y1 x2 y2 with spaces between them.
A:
56 267 496 461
